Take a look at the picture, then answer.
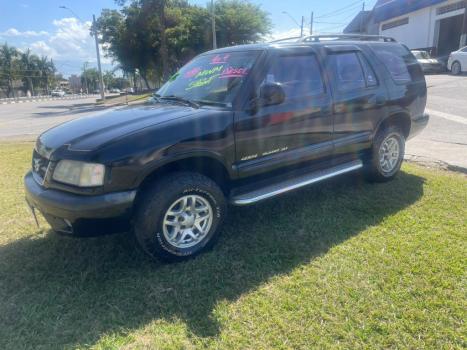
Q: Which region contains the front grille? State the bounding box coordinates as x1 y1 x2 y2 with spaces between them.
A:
32 149 50 184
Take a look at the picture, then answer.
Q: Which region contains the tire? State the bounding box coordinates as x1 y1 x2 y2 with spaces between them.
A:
365 125 405 182
134 172 226 262
451 61 461 75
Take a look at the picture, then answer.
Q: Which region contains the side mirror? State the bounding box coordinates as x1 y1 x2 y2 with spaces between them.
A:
259 82 285 107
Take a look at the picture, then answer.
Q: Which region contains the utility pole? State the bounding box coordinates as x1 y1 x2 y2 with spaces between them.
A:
211 0 217 49
310 11 314 35
92 15 105 101
59 6 105 99
300 16 304 37
82 62 89 94
360 2 366 34
461 3 467 48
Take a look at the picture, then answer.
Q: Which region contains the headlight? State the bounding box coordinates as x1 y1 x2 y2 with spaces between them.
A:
53 160 105 187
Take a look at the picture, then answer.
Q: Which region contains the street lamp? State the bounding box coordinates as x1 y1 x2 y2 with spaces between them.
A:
211 0 217 49
59 6 105 101
59 6 82 21
282 11 304 37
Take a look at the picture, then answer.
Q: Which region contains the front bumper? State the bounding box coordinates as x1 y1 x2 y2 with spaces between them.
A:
24 171 136 236
421 63 445 73
408 113 429 140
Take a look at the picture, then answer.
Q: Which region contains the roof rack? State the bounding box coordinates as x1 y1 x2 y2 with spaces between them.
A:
268 36 303 43
299 34 396 43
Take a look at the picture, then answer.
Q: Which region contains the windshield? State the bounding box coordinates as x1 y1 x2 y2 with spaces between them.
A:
413 51 430 59
156 51 260 107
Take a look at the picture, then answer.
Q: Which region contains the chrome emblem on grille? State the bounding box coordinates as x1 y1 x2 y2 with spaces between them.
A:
33 158 41 172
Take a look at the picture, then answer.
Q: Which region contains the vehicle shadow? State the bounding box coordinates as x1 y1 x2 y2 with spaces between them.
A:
0 171 425 348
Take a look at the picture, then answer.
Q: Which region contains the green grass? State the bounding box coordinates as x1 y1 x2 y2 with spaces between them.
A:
0 142 465 349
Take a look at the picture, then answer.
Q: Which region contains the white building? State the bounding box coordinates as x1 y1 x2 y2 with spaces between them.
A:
344 0 467 57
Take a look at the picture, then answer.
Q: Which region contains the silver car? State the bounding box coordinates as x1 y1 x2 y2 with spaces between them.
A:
412 50 444 74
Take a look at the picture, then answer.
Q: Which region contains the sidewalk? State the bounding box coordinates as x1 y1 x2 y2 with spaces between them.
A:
404 75 467 174
97 93 152 107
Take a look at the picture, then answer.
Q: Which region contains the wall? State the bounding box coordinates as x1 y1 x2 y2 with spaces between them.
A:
378 0 465 50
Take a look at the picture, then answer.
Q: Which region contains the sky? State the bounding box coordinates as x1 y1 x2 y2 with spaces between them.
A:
0 0 378 77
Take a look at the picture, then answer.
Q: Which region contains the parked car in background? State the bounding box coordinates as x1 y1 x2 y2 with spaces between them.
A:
411 50 444 73
51 90 66 97
110 88 121 94
447 46 467 75
25 36 429 261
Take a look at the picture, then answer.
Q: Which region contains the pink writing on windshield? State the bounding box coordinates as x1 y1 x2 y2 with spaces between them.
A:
220 67 249 78
210 54 231 64
184 67 202 78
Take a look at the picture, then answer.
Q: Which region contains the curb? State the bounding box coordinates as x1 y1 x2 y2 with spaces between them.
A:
0 95 98 105
405 154 467 175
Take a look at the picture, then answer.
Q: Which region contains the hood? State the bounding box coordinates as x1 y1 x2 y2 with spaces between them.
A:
38 103 201 154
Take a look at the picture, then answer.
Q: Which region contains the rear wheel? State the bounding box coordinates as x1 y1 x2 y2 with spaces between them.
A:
451 61 462 75
134 172 226 262
365 126 405 182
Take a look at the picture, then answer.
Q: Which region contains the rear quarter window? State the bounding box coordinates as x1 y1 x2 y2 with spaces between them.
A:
371 44 423 84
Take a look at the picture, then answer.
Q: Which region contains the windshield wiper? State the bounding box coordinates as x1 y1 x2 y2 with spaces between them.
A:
160 95 200 109
194 100 229 108
151 93 162 103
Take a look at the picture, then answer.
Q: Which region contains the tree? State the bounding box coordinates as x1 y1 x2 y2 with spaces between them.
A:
103 71 116 89
81 68 100 92
0 43 20 97
20 49 39 96
113 76 129 90
0 43 59 97
213 0 271 47
96 0 271 86
36 56 56 95
165 4 212 69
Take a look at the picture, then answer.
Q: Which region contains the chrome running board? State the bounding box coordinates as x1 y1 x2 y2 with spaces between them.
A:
230 160 363 206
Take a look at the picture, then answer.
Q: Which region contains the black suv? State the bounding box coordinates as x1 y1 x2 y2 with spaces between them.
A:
25 35 429 261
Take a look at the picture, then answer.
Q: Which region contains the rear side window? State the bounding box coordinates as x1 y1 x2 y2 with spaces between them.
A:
371 44 422 83
265 54 324 99
329 52 375 91
358 53 378 87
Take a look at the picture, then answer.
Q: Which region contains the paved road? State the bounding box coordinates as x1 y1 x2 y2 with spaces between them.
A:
406 75 467 170
0 96 108 140
0 75 466 170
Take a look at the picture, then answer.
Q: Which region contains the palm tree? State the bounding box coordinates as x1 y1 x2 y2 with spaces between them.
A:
0 43 19 97
37 56 56 95
20 49 39 96
81 68 99 92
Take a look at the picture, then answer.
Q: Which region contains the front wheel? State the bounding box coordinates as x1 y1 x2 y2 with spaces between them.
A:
451 61 462 75
134 172 226 262
365 126 405 182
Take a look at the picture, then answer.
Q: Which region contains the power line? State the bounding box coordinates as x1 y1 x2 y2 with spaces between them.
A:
314 21 347 25
312 5 364 32
316 1 363 19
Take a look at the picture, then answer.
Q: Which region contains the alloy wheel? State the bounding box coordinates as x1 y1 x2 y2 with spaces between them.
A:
162 195 213 249
379 135 400 174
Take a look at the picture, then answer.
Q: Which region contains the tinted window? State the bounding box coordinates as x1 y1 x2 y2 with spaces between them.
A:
371 44 421 83
265 54 324 99
461 47 467 53
328 52 366 91
358 53 378 87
